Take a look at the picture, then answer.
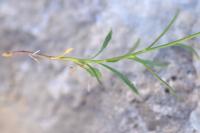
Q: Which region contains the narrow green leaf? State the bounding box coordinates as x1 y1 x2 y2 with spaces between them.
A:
131 57 168 68
178 44 200 59
85 64 102 84
128 38 141 54
148 10 180 48
86 65 102 78
92 30 112 58
134 57 176 96
100 63 139 95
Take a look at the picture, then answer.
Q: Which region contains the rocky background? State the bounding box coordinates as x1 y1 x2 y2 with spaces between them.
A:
1 0 200 133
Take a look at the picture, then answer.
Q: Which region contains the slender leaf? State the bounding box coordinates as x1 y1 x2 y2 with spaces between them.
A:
128 38 141 54
85 64 102 84
100 63 139 95
178 44 200 59
92 30 112 58
148 10 179 48
134 56 176 96
132 57 168 68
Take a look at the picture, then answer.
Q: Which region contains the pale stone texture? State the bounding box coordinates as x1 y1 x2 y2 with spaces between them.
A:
0 0 200 133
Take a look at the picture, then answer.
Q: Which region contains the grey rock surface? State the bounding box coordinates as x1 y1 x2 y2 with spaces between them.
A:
190 103 200 132
0 0 200 133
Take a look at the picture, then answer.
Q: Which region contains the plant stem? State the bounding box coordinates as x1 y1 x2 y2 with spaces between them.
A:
58 31 200 64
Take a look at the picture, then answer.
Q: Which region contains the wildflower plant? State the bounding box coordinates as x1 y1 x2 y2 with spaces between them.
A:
2 11 200 96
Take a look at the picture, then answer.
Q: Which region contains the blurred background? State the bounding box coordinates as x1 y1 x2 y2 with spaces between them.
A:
1 0 200 133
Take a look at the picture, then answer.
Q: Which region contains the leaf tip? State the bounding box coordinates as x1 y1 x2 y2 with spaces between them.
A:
64 48 74 55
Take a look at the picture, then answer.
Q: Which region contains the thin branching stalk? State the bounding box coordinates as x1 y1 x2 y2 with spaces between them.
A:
2 11 200 96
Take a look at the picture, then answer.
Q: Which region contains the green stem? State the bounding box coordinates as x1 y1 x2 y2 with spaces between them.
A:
58 32 200 64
